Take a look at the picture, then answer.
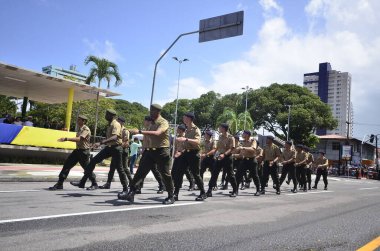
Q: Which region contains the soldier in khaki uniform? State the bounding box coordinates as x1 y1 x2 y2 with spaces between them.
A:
121 104 175 205
99 116 133 189
171 124 187 199
261 136 281 195
256 143 264 186
200 130 216 180
279 141 297 193
303 146 314 190
231 134 242 190
206 123 238 198
71 109 129 195
133 116 166 194
49 115 97 190
176 112 207 201
312 151 329 190
235 130 261 196
295 144 308 192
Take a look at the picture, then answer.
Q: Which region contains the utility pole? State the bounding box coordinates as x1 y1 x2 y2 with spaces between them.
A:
286 105 291 141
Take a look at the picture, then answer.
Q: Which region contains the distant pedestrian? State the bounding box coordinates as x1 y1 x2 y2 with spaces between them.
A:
129 137 142 175
23 116 34 126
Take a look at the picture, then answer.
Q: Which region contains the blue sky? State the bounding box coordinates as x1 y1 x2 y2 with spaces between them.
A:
1 0 380 138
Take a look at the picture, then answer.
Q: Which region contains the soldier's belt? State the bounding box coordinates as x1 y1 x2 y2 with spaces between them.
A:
243 157 255 160
185 149 199 153
145 147 168 151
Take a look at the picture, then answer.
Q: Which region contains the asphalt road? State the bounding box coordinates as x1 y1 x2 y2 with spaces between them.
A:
0 177 379 251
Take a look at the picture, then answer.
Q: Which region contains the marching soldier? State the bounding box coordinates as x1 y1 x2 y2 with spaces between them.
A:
295 144 308 192
235 130 261 196
261 136 281 195
120 104 175 204
98 116 133 189
304 146 314 190
133 116 166 194
312 151 329 190
206 123 238 198
232 134 243 190
279 141 297 193
256 143 264 187
71 109 129 195
49 115 97 190
171 124 187 200
200 130 216 180
175 112 207 201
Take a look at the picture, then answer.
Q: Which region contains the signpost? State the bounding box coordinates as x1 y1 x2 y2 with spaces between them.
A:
150 11 244 106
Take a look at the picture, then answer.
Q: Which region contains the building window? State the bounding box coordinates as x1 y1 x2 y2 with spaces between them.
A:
332 142 340 150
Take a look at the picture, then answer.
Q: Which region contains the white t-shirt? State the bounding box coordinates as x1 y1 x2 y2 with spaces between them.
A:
23 121 34 127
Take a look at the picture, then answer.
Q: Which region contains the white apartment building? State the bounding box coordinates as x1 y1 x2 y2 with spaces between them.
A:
303 63 353 137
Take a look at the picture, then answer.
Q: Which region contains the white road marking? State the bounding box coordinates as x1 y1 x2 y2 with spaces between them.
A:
329 178 341 181
0 190 41 193
0 201 202 224
285 191 333 196
359 187 379 190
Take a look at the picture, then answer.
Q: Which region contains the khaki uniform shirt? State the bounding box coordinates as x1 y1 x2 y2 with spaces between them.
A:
306 152 314 168
314 156 328 169
121 126 130 147
202 139 216 155
175 134 185 152
295 151 308 165
281 148 296 163
216 133 235 154
263 144 281 161
183 123 201 150
256 146 263 158
76 125 91 150
142 134 151 149
239 139 257 158
149 116 170 148
106 119 122 146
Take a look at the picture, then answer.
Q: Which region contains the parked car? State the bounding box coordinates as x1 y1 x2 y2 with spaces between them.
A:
367 167 378 179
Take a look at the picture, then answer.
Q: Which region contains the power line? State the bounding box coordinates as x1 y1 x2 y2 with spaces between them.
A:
352 122 380 127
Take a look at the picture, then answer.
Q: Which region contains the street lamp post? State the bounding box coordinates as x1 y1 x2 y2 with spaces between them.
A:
171 57 189 165
285 104 291 141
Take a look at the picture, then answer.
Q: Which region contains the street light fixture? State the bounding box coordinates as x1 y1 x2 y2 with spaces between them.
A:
171 57 189 165
241 85 252 130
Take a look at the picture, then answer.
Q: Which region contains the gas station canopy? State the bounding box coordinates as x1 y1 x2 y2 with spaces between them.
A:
0 61 120 104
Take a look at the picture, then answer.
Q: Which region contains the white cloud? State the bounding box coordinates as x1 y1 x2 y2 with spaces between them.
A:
83 39 124 62
175 0 380 137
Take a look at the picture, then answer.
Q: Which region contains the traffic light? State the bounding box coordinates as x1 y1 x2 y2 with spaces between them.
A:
370 134 375 143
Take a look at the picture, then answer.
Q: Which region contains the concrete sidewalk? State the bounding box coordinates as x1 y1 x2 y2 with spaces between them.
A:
0 163 212 182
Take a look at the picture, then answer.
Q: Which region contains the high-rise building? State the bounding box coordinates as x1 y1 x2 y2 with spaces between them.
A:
42 65 87 84
303 62 352 137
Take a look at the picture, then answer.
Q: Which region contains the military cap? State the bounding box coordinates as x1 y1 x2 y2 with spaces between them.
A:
78 114 88 121
205 130 213 136
234 134 240 139
177 124 186 130
285 140 293 146
106 109 117 115
266 135 274 140
144 115 153 121
296 144 304 148
219 123 229 130
184 112 195 120
243 130 251 136
118 116 126 123
319 150 326 155
303 145 310 151
150 104 162 111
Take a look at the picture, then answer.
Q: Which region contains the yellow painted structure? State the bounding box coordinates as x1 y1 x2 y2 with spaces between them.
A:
65 87 74 131
11 126 76 149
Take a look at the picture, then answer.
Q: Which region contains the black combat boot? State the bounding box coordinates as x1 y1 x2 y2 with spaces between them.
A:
99 182 111 189
49 182 63 191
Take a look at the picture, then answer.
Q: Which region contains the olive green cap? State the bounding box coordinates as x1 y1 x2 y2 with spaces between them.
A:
106 109 117 115
150 104 162 111
78 114 88 121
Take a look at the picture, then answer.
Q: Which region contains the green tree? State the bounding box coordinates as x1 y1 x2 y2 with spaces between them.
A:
84 55 122 141
249 83 338 147
0 95 17 115
237 111 254 131
216 108 238 135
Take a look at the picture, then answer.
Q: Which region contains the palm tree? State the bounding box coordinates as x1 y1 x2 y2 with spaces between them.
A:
84 55 122 142
237 111 254 132
216 108 238 135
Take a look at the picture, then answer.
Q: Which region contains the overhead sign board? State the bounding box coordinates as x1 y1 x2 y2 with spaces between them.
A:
342 145 352 159
199 11 244 43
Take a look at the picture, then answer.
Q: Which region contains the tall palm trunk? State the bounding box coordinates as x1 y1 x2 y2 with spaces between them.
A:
93 80 101 143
